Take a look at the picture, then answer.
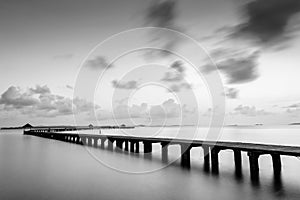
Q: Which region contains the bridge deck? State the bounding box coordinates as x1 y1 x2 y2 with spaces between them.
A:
70 134 300 157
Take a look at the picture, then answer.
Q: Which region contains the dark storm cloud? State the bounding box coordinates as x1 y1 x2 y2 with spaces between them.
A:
233 0 300 47
145 0 183 56
225 88 239 99
112 80 138 90
0 85 98 118
85 56 113 69
204 51 259 84
146 0 177 28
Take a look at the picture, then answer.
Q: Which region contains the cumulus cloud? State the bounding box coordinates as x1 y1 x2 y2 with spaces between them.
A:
232 105 269 116
105 98 187 120
0 85 98 118
29 85 51 94
233 0 300 47
112 80 138 90
150 99 181 118
85 56 112 69
204 51 259 84
0 86 38 109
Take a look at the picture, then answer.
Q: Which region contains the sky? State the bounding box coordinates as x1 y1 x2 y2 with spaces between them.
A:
1 0 300 127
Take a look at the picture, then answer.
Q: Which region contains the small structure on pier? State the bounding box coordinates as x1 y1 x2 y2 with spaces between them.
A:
88 124 94 129
22 123 33 131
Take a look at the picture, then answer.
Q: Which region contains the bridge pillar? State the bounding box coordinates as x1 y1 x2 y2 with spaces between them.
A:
161 142 169 163
234 149 242 177
135 142 139 153
81 137 86 145
77 136 82 144
202 145 210 172
88 137 92 146
107 139 114 151
211 147 220 174
124 140 129 152
100 138 106 149
271 153 281 177
181 144 191 168
94 138 98 147
248 151 260 181
143 142 152 153
130 141 135 153
116 140 123 152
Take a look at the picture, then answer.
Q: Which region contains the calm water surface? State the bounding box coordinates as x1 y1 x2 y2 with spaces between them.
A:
1 126 300 200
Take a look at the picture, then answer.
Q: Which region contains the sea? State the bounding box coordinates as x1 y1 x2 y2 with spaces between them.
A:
1 125 300 200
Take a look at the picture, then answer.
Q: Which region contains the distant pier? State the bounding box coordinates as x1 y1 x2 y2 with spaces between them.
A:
24 128 300 181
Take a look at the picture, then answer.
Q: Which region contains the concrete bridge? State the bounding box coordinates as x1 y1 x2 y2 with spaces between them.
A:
24 128 300 181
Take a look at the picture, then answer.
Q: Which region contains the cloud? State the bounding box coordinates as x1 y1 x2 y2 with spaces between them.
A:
112 80 138 90
145 0 184 57
85 56 113 69
146 0 177 28
233 0 300 47
284 103 300 108
232 105 270 116
0 86 38 109
66 85 73 90
204 51 259 84
29 85 51 94
225 88 239 99
161 60 186 82
285 103 300 116
0 85 98 118
102 98 187 120
149 99 181 118
168 83 191 93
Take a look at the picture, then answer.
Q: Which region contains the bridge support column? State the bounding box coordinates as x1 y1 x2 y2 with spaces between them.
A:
271 153 281 177
124 140 129 152
143 141 152 159
211 147 220 174
248 151 260 181
234 149 242 177
130 141 135 153
77 136 82 144
181 144 191 168
82 137 87 145
100 138 105 149
94 138 98 147
116 140 123 152
143 142 152 153
87 137 92 146
135 142 139 153
108 139 114 151
202 145 210 172
161 142 169 163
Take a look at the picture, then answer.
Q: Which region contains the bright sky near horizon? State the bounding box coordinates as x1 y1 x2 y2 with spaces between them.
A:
1 0 300 127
